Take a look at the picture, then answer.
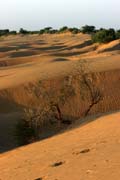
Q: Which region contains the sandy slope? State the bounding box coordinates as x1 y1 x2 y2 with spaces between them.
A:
0 112 120 180
0 34 120 179
0 34 120 90
0 33 120 153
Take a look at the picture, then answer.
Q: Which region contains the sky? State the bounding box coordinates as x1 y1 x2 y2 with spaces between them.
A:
0 0 120 30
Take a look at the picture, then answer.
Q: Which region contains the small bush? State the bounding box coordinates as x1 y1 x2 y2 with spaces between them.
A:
39 29 45 34
19 28 29 35
49 29 58 34
92 29 116 43
9 31 17 35
81 25 96 34
0 29 9 36
59 26 68 33
39 27 53 34
116 30 120 39
15 118 36 146
44 27 53 33
69 28 79 34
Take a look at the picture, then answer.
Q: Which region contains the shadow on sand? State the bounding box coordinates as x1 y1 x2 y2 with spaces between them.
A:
51 58 69 62
0 111 118 154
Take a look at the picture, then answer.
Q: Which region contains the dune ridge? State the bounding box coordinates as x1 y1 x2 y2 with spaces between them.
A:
0 33 120 153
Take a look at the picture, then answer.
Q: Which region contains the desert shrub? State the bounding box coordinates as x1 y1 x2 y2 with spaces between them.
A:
43 27 52 34
116 30 120 39
49 29 58 34
39 27 53 34
92 29 116 43
14 76 77 146
39 29 45 34
77 60 103 116
59 26 68 33
69 28 79 34
44 27 52 32
15 117 36 146
15 105 58 146
30 31 40 34
9 31 17 35
81 25 96 34
19 28 29 35
0 29 9 36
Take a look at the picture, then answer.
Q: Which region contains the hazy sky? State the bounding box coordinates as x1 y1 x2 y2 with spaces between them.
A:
0 0 120 30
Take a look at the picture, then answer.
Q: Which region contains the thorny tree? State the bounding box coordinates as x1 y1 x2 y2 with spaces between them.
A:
76 59 103 116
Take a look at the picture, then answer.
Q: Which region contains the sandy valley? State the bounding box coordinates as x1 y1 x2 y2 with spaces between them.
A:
0 33 120 179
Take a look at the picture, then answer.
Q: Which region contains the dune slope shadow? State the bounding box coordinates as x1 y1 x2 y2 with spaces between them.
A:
0 46 18 52
35 41 47 45
99 43 120 53
51 58 69 62
66 40 92 50
15 44 32 49
52 50 87 57
0 44 33 53
10 51 37 58
33 45 66 51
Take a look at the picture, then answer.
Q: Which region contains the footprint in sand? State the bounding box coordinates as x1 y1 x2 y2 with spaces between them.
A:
51 161 65 167
73 148 91 155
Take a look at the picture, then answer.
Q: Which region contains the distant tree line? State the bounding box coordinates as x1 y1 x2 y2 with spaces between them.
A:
0 25 120 43
0 29 17 36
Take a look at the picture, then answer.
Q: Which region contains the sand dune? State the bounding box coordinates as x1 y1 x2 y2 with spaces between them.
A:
0 112 120 180
0 34 120 90
0 33 120 153
0 33 120 179
97 39 120 53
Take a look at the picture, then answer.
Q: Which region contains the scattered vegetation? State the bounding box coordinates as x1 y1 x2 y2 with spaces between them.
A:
58 26 69 33
15 77 76 146
92 28 116 43
15 115 36 146
116 30 120 39
81 25 96 34
0 29 17 36
77 60 103 116
15 61 103 146
0 26 120 43
69 27 80 34
19 28 29 35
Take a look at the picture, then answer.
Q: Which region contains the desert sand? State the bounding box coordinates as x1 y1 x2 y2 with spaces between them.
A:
0 112 120 180
0 33 120 179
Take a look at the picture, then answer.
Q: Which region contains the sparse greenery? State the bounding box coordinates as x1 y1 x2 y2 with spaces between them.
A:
19 28 29 35
92 29 116 43
0 26 119 41
15 60 104 146
39 29 45 34
76 60 103 116
9 31 17 35
0 29 9 36
15 77 76 146
81 25 96 34
69 27 80 34
59 26 68 33
116 30 120 39
15 116 36 146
